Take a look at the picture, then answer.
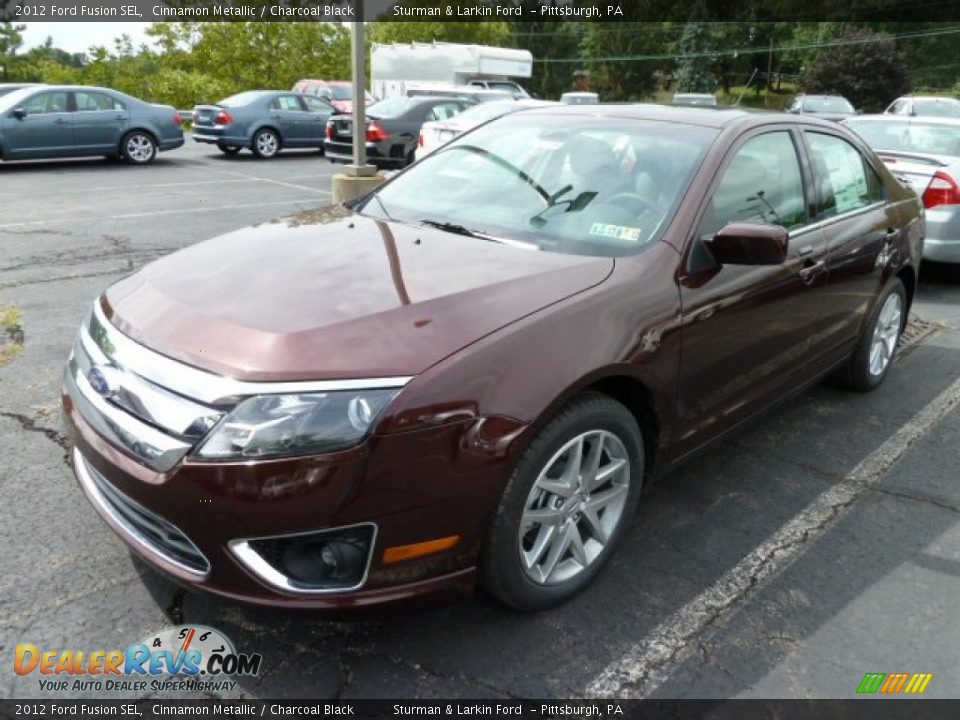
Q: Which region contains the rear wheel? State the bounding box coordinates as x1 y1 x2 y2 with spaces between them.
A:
836 278 906 392
218 144 241 155
252 129 280 159
481 393 644 610
120 131 157 165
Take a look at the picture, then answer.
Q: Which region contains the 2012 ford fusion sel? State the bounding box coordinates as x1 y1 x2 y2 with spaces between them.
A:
62 105 923 611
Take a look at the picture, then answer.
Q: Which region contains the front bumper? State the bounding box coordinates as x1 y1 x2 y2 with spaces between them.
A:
60 306 514 610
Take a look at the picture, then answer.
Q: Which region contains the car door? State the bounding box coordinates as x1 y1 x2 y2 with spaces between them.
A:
672 128 830 458
300 95 333 146
268 94 308 145
72 90 129 153
800 129 897 362
2 90 73 158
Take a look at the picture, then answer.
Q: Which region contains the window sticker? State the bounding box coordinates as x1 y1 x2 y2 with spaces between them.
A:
589 223 642 242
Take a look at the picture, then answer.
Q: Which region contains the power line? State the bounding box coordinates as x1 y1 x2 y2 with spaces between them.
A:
532 24 960 63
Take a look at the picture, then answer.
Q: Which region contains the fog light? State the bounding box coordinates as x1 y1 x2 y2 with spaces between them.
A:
238 524 376 592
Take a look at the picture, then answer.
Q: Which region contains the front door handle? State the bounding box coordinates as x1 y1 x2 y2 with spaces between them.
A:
798 259 826 284
54 118 69 125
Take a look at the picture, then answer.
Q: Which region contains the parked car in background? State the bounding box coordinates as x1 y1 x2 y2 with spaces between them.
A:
786 94 855 121
325 95 473 168
406 85 512 103
560 92 599 105
193 90 335 158
672 93 718 107
466 78 531 99
0 83 38 98
0 85 183 164
292 79 374 114
416 99 554 160
885 95 960 118
63 106 921 613
845 114 960 278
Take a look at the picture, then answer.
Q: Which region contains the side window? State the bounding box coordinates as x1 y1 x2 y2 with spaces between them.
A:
271 95 303 111
75 92 124 112
805 132 883 220
698 131 807 238
302 96 332 113
22 92 69 114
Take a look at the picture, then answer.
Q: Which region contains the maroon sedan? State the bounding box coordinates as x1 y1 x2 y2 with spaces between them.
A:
62 105 923 611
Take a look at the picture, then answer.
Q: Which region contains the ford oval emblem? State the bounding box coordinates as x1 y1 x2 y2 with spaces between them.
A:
87 366 113 397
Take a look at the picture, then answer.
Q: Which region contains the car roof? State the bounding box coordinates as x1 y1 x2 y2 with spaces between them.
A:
522 103 755 128
847 113 960 127
898 95 960 103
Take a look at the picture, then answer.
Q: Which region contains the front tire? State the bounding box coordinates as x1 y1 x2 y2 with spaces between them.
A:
481 393 644 610
120 131 157 165
836 277 906 392
252 129 280 159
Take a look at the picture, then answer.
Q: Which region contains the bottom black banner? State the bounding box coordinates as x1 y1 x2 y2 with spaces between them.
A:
1 700 957 720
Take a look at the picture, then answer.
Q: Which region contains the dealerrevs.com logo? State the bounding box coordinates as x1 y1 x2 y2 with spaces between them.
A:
14 625 262 693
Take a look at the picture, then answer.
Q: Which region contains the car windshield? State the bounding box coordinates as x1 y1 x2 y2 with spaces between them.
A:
846 119 960 157
218 91 265 107
360 113 717 257
911 99 960 117
367 97 419 118
803 97 853 113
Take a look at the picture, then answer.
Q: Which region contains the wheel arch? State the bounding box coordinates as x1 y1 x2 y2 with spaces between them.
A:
252 124 283 144
119 127 159 151
896 263 916 316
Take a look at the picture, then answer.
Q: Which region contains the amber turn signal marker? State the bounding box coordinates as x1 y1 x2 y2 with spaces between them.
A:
383 535 460 564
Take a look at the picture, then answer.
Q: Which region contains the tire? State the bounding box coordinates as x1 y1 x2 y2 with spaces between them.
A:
835 277 906 392
251 129 280 159
480 392 644 610
120 131 157 165
218 144 241 155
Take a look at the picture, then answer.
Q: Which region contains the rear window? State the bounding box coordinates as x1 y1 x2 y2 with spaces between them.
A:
803 97 853 113
367 97 418 118
449 101 522 125
218 92 264 107
846 120 960 157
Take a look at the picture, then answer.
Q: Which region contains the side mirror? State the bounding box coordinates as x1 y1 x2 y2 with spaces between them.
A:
707 222 788 265
11 107 26 120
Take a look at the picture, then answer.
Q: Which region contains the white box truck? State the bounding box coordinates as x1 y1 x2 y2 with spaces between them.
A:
371 42 533 100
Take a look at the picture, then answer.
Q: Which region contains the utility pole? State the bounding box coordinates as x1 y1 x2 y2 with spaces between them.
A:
765 37 774 107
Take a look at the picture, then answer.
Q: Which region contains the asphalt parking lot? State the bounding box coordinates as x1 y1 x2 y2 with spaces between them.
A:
2 137 960 701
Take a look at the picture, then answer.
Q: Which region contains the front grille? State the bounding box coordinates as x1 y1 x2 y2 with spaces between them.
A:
85 457 210 575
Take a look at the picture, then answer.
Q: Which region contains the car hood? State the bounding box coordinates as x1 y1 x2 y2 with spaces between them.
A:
103 212 614 381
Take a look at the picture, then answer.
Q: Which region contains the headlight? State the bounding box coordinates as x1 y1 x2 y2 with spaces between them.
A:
195 389 399 460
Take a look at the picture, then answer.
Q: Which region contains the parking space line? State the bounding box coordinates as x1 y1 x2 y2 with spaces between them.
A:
0 198 327 229
585 372 960 699
60 178 266 193
207 167 333 194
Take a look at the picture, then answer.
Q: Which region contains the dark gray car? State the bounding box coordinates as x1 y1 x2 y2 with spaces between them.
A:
325 96 474 168
192 90 335 158
0 85 184 164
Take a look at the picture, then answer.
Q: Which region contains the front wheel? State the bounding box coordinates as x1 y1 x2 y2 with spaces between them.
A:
836 277 906 392
120 132 157 165
481 393 644 610
251 129 280 159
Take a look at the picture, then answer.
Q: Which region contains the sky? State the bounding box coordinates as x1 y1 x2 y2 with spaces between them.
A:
20 23 154 54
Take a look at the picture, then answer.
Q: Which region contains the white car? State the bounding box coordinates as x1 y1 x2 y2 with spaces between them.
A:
415 99 554 160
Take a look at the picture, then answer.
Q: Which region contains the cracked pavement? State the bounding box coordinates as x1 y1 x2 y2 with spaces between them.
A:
3 141 960 700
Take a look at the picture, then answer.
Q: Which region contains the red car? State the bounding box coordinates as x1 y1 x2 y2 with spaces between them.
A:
62 105 922 612
292 79 373 114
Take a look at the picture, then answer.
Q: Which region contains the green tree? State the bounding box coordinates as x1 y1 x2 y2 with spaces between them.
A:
674 2 716 94
0 22 25 80
802 28 910 112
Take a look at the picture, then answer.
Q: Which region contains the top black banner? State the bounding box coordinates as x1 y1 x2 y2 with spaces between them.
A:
4 0 960 23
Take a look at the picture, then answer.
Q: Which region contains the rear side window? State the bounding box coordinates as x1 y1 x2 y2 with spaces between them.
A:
75 92 124 112
699 131 806 237
271 95 303 112
426 102 464 122
302 96 332 113
805 132 884 219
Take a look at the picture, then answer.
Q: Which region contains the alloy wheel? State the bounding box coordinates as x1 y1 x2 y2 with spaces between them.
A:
256 132 279 157
518 429 630 585
868 292 902 377
126 134 154 164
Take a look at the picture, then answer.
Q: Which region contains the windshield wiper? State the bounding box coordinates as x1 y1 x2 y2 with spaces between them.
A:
420 219 501 243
